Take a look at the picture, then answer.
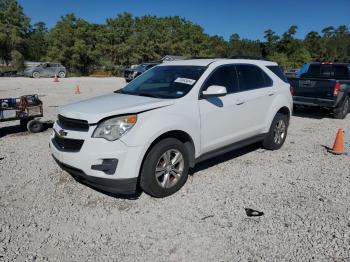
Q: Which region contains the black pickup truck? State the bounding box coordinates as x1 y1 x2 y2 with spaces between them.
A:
288 63 350 119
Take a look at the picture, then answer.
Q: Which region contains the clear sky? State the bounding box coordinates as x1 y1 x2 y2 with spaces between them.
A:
18 0 350 40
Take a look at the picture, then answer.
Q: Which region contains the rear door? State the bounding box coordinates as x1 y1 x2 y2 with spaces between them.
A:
235 64 276 134
48 63 59 76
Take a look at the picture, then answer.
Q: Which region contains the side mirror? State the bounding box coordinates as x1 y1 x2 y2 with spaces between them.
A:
202 85 227 98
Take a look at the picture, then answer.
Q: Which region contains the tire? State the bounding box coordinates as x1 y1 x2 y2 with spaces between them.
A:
32 71 40 78
58 71 66 78
140 138 190 198
333 96 349 119
27 119 44 133
262 113 289 150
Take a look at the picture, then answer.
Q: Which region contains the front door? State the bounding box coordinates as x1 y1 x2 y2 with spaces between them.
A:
199 65 248 154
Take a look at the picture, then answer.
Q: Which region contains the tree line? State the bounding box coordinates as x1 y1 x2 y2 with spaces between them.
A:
1 0 349 75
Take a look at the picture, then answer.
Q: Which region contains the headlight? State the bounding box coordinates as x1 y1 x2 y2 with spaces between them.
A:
92 115 137 141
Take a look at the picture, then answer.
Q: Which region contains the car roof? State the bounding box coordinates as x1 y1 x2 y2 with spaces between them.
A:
159 58 277 67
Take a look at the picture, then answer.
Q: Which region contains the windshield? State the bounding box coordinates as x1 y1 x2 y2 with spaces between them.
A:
117 65 206 99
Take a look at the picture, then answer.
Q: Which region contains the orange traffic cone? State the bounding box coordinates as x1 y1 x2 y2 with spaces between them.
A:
53 74 59 82
75 85 81 94
328 128 345 155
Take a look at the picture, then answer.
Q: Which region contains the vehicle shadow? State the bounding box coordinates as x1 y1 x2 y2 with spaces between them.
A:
292 106 333 119
0 122 53 138
0 124 26 138
190 142 262 174
78 143 262 200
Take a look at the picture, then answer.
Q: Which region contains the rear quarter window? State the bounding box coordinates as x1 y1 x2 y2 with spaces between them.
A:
333 65 350 78
267 65 289 83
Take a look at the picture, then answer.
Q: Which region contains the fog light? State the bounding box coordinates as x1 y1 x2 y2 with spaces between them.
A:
91 159 118 175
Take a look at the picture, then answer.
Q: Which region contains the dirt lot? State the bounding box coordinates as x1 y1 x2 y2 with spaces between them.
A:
1 77 350 261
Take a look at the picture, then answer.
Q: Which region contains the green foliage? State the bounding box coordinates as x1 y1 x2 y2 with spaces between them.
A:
267 52 291 70
1 0 350 75
26 22 48 61
289 48 311 69
46 14 99 75
10 49 24 70
0 0 29 64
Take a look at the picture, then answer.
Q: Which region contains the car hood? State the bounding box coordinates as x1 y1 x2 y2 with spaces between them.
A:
59 93 174 123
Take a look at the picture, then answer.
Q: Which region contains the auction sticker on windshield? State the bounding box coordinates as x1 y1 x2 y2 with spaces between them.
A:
174 78 196 85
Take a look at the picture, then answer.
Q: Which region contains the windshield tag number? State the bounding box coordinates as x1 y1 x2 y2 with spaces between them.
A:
174 78 196 85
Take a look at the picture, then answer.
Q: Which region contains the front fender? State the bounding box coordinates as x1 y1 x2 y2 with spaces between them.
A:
121 104 200 154
120 103 200 178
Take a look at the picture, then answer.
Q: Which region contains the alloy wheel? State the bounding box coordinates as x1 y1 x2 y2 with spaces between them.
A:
155 149 184 189
273 120 286 145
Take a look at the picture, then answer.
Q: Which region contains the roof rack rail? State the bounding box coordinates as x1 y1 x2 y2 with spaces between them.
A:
229 55 269 61
186 56 221 60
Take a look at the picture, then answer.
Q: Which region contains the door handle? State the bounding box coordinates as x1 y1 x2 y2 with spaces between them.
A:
235 100 245 105
268 92 275 96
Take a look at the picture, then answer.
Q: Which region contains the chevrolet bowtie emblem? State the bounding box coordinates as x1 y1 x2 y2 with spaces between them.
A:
59 129 67 137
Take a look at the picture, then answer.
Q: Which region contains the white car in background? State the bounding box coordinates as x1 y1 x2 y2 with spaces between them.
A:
50 59 293 197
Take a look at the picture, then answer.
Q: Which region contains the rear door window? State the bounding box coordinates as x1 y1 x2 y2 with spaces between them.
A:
236 64 272 91
203 65 239 94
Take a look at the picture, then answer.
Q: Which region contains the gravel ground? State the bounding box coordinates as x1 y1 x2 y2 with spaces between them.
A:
1 77 350 261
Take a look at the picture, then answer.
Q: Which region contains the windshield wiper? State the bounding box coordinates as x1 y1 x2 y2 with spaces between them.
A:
114 89 163 98
136 92 163 98
114 89 135 95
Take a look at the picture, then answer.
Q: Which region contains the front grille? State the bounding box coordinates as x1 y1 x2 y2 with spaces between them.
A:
52 132 84 152
58 114 89 132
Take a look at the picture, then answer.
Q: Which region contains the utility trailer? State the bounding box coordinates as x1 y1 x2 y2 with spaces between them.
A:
0 94 48 133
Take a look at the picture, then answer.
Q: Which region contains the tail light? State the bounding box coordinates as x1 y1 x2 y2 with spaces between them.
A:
333 82 341 96
290 85 294 96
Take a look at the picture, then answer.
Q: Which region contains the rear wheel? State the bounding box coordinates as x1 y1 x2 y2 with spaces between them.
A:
58 71 66 78
333 96 349 119
140 138 190 198
262 113 289 150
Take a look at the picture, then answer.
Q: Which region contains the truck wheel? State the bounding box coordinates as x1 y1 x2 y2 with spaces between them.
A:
140 138 190 198
333 96 349 119
27 119 44 133
262 113 289 150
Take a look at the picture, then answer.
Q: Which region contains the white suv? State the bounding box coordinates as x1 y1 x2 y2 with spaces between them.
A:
50 59 293 197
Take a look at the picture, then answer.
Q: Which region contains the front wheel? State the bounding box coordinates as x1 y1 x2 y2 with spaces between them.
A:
333 96 349 119
262 113 289 150
140 138 190 198
32 71 40 78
